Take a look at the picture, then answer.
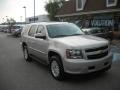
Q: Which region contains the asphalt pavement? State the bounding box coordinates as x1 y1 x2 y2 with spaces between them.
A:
0 32 120 90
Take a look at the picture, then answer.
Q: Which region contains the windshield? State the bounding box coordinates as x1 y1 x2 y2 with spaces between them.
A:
47 23 84 38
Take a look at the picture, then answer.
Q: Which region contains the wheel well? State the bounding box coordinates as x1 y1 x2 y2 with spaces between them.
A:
48 51 61 61
22 42 27 49
48 51 64 71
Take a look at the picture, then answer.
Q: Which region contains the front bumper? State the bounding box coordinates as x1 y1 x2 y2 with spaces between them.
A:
63 52 113 74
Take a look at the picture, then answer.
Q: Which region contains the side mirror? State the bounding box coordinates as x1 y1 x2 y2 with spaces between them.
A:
35 33 46 39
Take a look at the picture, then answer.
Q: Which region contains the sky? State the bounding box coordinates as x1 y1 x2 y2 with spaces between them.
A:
0 0 48 23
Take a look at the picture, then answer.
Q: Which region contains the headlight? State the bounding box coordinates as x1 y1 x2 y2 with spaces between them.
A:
66 49 83 59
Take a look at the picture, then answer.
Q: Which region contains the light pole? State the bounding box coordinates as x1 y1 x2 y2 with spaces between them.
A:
34 0 35 23
6 16 8 22
20 16 23 22
23 6 26 24
2 18 4 24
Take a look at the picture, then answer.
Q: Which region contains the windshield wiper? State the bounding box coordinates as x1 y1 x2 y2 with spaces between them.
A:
69 34 82 36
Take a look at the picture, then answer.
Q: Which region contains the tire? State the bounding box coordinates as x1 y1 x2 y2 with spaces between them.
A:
23 46 32 62
49 55 65 81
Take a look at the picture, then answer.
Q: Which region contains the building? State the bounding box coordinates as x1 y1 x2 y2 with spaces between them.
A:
56 0 120 31
26 15 50 24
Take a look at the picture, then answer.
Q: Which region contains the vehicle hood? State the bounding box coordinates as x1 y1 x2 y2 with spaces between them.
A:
53 35 108 48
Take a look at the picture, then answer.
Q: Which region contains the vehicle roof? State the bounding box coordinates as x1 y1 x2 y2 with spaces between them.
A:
26 22 70 26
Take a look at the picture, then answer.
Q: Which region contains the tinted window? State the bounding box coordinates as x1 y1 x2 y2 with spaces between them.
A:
28 25 37 37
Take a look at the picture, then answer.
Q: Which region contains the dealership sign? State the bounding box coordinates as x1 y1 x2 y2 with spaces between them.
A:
88 15 115 27
91 19 114 27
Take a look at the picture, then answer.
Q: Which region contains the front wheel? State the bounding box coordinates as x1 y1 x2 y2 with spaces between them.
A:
23 46 32 62
49 55 65 81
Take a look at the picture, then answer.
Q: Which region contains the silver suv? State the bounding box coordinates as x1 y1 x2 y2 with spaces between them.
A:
21 22 112 80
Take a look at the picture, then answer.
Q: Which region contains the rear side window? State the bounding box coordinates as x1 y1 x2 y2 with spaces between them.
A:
21 25 30 36
28 25 37 37
36 25 45 34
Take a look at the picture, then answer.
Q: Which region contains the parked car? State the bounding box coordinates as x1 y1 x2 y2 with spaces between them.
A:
0 25 8 32
13 26 24 37
21 22 112 80
3 27 9 33
11 26 22 37
15 28 22 37
82 27 113 41
0 27 3 32
0 27 4 32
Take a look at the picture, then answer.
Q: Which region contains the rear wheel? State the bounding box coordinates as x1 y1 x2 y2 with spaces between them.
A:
49 55 65 80
23 46 32 62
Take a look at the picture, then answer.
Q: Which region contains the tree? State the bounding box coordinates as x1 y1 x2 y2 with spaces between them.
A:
6 18 16 33
45 0 65 21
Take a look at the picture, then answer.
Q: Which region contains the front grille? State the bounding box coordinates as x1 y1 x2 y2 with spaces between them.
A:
85 45 108 52
87 51 108 60
85 45 109 60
